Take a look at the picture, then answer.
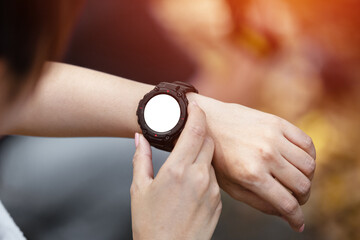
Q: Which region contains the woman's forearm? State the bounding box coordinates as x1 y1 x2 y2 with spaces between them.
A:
4 62 158 138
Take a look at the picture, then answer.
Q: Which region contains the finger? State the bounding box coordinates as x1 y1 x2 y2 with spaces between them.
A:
210 166 221 198
280 119 316 160
279 137 316 179
209 166 217 185
209 200 222 236
209 167 222 231
270 156 312 205
195 137 215 165
252 175 305 232
132 133 154 187
218 177 281 216
169 101 207 165
206 167 222 211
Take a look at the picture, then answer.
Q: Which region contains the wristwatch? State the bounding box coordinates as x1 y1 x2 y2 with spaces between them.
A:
136 81 199 152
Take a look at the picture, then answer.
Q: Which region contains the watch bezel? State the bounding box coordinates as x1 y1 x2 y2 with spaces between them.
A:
137 87 188 148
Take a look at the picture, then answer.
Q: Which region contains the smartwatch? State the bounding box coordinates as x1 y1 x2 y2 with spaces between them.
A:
136 81 199 152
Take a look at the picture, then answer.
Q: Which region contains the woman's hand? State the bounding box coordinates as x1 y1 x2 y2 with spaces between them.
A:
131 102 222 240
188 93 316 232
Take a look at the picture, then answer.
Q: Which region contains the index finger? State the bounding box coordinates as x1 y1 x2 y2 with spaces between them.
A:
280 119 316 160
194 136 215 165
168 101 207 165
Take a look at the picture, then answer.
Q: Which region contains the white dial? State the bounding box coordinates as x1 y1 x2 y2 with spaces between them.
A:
144 94 181 133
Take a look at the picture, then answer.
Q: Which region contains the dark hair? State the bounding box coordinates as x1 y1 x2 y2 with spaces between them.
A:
0 0 81 97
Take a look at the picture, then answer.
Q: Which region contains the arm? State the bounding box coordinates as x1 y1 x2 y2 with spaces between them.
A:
4 61 315 232
4 62 153 138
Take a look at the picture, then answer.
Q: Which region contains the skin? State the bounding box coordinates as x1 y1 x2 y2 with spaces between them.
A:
202 101 316 232
131 102 221 240
0 62 316 232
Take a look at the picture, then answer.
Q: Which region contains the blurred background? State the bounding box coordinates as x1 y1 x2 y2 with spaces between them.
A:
1 0 360 239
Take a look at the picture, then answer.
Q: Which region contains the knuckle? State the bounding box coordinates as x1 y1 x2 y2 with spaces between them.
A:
132 152 140 164
189 124 207 138
165 165 185 181
258 144 276 162
266 114 287 133
281 198 299 216
239 166 262 186
304 156 316 175
262 127 277 140
130 183 139 196
273 115 285 127
199 174 211 190
303 135 314 150
132 155 140 168
211 183 221 198
194 166 211 190
313 147 317 160
297 178 311 197
278 118 293 136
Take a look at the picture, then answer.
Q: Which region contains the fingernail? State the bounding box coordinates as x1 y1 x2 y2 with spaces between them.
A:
135 133 140 147
299 224 305 233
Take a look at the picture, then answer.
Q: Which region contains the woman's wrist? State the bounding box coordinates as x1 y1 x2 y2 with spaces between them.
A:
186 92 226 136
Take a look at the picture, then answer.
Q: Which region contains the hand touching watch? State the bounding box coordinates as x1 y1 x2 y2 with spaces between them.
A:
131 102 221 240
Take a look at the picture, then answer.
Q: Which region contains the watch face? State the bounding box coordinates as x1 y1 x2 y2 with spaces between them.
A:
144 94 181 133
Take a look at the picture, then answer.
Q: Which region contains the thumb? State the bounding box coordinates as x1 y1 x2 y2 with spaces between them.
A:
132 133 154 187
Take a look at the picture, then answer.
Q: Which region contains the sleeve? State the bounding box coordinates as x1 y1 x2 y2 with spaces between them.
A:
0 201 26 240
